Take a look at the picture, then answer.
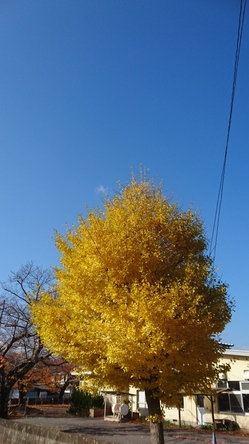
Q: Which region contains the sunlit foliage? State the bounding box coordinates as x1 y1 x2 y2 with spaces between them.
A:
32 175 232 405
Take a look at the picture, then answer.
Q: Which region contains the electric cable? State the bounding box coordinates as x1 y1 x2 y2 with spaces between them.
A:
209 0 247 262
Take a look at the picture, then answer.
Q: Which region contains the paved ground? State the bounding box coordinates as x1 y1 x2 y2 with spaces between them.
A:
15 416 249 444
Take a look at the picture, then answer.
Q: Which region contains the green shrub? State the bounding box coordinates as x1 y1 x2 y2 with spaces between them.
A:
200 424 212 430
67 389 92 417
91 394 104 409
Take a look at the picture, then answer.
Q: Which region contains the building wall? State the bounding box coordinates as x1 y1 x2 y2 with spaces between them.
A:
170 350 249 429
131 350 249 430
163 396 198 426
212 350 249 429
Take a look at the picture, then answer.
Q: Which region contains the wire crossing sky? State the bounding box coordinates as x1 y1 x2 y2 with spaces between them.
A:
210 0 247 262
0 1 249 348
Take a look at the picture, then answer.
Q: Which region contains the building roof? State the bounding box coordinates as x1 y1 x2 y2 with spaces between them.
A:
223 349 249 357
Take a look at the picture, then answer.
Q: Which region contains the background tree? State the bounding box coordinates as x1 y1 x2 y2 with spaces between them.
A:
32 176 233 444
15 358 76 404
0 262 53 418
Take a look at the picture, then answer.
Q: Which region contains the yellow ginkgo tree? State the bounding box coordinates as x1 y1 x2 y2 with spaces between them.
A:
32 175 233 444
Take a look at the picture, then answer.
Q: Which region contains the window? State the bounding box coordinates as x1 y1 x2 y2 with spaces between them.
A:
217 380 227 389
217 381 249 414
228 381 240 391
243 394 249 412
179 397 184 409
230 394 243 413
196 395 205 408
137 391 147 409
218 393 243 413
218 393 230 412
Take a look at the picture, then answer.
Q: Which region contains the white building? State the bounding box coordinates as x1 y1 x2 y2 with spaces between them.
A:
133 349 249 430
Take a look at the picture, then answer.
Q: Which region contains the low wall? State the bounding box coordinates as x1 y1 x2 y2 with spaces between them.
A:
89 408 104 418
0 419 113 444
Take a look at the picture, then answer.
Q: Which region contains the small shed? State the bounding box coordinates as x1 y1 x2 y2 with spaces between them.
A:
101 390 136 422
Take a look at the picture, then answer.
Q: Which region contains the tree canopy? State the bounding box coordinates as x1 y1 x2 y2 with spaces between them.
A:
31 176 233 444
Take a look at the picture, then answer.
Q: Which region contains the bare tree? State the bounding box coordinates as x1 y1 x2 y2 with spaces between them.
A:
0 262 53 418
16 357 77 404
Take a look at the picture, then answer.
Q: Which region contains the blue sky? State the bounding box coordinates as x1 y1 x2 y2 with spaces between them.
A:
0 1 248 348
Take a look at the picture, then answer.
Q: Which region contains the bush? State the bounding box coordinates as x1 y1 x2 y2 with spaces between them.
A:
200 424 212 430
91 394 104 409
224 419 240 431
215 419 240 432
163 420 177 427
67 389 92 417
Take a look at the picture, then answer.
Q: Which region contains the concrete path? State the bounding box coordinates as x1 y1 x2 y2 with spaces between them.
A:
15 417 249 444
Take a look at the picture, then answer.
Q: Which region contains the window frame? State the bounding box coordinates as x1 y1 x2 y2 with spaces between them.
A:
217 381 249 415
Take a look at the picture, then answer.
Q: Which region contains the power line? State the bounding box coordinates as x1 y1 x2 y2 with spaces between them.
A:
209 0 247 262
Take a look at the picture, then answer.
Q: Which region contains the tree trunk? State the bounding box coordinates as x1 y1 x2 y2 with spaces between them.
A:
145 389 165 444
58 378 72 404
18 385 26 406
0 383 10 419
178 404 181 427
